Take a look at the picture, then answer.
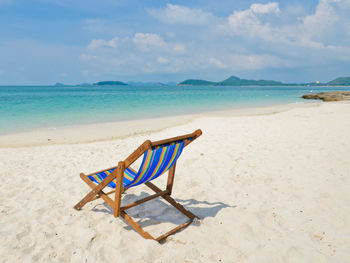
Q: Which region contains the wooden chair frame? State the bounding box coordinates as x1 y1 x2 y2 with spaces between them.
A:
74 129 202 242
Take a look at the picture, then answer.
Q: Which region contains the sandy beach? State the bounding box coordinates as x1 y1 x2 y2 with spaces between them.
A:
1 102 350 262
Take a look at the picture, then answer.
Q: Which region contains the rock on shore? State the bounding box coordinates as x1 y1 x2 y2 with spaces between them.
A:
302 91 350 101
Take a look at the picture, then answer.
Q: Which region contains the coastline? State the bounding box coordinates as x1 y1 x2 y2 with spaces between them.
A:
0 101 322 148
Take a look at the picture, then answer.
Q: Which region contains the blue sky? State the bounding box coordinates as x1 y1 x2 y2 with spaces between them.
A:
0 0 349 85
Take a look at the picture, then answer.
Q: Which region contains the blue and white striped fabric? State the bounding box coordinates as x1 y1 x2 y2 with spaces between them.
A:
88 139 189 188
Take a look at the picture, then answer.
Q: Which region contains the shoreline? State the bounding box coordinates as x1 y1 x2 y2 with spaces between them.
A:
0 101 322 148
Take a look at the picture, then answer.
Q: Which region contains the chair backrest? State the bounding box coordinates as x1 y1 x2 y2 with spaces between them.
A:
127 138 190 187
88 130 202 189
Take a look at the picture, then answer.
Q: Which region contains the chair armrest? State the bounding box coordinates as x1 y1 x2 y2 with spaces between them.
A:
84 165 118 177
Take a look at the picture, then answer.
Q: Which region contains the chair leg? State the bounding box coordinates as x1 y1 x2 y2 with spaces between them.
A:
120 211 154 240
155 219 194 243
166 163 176 195
74 172 117 210
114 161 125 218
120 208 194 243
89 189 116 202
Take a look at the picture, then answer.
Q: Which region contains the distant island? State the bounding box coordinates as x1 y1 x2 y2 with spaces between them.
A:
216 76 283 86
53 81 176 87
93 81 127 86
178 76 350 86
53 76 350 87
179 79 216 86
326 77 350 86
126 81 177 86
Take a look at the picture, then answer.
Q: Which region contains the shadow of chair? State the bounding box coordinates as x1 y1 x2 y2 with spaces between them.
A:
92 190 237 234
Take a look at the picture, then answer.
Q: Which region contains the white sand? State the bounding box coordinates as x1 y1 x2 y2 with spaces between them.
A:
0 102 349 262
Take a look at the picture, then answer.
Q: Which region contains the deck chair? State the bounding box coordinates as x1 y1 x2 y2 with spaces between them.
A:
74 129 202 242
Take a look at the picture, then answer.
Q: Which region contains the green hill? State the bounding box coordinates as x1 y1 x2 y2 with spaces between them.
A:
178 75 285 86
94 81 127 86
326 77 350 86
178 79 216 86
216 76 283 86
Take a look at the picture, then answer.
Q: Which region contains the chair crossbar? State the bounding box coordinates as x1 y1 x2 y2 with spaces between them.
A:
146 182 198 220
120 189 169 211
90 189 116 202
155 219 193 242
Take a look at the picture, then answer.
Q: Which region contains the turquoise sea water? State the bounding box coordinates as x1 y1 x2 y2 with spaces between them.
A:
1 85 350 134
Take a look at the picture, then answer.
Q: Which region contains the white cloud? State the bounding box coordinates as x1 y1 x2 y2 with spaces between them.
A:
157 56 169 64
250 2 280 14
207 54 292 71
227 54 291 70
132 33 166 51
132 33 186 53
148 4 214 25
81 31 191 77
209 58 227 69
78 1 350 81
221 0 350 52
226 2 280 38
301 0 339 40
172 43 186 53
282 0 350 50
88 37 118 49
